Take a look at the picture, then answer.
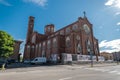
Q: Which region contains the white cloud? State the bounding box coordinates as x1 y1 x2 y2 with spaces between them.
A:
115 12 120 16
99 39 120 53
105 0 114 6
105 0 120 8
23 0 47 7
117 22 120 26
0 0 12 6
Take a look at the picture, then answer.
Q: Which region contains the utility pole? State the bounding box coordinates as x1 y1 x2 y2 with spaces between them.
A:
90 52 93 67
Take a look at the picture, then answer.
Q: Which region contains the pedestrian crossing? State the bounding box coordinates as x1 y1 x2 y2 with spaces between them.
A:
85 67 120 75
64 65 120 75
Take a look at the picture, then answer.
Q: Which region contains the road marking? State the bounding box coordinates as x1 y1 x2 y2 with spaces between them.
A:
59 77 72 80
85 67 120 75
28 70 43 73
109 70 119 73
117 72 120 75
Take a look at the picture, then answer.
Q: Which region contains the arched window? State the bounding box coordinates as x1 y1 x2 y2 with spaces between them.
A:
60 30 64 35
66 27 71 34
96 48 98 54
39 43 41 48
42 42 46 49
47 40 51 49
83 24 90 34
53 38 57 47
75 35 81 54
86 40 91 52
76 35 80 40
39 43 41 54
72 24 78 31
77 44 81 53
27 45 30 54
32 35 36 43
42 50 45 57
66 36 71 47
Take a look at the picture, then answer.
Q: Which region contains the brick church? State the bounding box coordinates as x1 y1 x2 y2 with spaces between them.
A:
23 13 100 62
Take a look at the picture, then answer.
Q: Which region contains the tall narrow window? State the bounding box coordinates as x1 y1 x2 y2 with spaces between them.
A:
66 36 71 47
53 38 57 48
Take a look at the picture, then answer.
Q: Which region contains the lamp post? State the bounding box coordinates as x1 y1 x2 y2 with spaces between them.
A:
88 48 93 67
90 51 93 67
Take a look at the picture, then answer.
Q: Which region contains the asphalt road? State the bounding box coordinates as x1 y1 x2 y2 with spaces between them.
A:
0 63 120 80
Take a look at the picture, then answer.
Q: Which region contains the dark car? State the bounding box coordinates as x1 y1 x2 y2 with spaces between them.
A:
0 60 7 68
7 59 15 64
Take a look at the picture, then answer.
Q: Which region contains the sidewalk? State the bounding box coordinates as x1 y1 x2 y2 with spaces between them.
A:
0 62 119 73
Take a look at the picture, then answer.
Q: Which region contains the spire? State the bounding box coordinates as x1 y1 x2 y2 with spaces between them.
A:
83 11 86 18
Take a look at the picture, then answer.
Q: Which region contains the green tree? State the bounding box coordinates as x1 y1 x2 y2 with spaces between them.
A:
0 30 14 58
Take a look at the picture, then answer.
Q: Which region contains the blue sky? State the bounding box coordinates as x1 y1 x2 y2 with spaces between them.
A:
0 0 120 53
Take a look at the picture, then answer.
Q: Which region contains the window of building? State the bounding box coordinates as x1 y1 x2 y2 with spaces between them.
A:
47 27 50 32
96 48 98 54
36 45 38 52
72 24 78 31
32 35 36 43
27 45 30 54
66 36 71 47
42 50 45 57
76 35 80 40
83 24 90 34
51 27 54 32
53 38 57 48
66 27 71 34
60 30 64 35
39 43 41 53
77 44 81 53
86 40 91 52
47 40 51 49
43 42 46 49
75 35 81 54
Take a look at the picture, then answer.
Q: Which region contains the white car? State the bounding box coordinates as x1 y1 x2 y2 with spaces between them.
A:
31 57 47 64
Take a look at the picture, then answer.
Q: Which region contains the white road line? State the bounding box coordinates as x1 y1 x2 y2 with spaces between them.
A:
59 77 72 80
100 69 109 72
28 70 43 73
109 70 119 73
117 72 120 75
85 67 120 75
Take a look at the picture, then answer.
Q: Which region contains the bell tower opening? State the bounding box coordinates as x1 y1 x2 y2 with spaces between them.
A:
44 24 55 35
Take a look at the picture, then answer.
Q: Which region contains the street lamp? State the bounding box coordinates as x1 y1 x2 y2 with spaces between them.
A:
88 48 93 67
90 51 93 67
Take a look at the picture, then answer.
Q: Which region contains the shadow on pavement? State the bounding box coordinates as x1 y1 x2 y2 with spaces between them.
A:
6 62 61 69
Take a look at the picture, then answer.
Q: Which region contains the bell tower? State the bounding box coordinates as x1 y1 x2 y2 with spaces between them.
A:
26 16 35 44
45 24 55 35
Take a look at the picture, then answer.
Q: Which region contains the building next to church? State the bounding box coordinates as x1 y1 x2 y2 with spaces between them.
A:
10 40 23 61
23 13 100 62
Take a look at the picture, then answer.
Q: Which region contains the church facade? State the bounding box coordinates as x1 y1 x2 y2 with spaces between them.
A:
23 14 100 62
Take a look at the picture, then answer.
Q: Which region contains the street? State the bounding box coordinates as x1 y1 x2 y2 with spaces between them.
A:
0 63 120 80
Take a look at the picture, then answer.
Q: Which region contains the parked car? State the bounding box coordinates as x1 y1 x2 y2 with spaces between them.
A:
7 59 15 64
31 57 47 65
23 60 31 64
